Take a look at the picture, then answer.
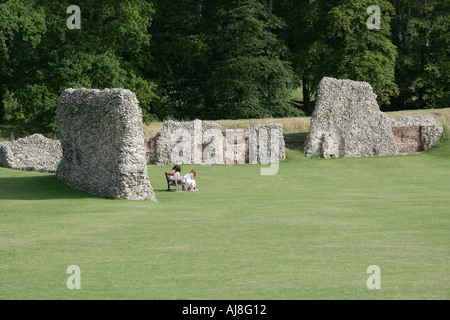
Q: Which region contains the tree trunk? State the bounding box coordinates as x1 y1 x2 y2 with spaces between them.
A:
302 76 311 113
198 0 203 17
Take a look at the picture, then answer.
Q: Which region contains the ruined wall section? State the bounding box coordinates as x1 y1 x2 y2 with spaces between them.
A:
56 88 157 201
391 116 444 153
155 120 224 166
248 124 285 164
0 134 62 173
151 121 285 165
304 77 399 158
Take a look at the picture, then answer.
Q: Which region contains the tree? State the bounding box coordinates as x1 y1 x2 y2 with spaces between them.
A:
2 90 25 125
277 0 398 113
0 0 158 132
0 0 47 127
390 0 449 109
275 0 333 114
148 0 206 120
201 0 299 119
151 0 301 120
417 0 450 108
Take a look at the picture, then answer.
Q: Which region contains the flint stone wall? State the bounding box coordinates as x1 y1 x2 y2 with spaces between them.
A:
56 88 156 201
247 124 285 164
391 116 444 153
0 134 62 173
155 119 224 165
153 120 285 165
304 77 399 158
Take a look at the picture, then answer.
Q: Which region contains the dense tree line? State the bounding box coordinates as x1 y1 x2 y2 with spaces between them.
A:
1 0 157 133
0 0 448 133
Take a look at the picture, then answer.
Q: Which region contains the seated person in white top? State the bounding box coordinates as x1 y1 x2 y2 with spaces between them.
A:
183 169 197 191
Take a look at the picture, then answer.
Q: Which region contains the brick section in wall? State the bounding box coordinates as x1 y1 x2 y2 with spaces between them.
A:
144 137 157 165
392 125 426 154
222 131 250 165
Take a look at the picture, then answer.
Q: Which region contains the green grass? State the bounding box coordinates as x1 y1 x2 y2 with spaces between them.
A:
0 128 449 300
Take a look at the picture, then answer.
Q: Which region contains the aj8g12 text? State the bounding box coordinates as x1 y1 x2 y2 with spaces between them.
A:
225 305 266 316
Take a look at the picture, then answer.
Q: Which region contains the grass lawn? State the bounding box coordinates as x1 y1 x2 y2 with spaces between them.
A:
0 126 449 300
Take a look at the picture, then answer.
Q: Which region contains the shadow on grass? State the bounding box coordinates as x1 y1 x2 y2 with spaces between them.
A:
284 132 308 152
153 188 175 193
0 174 97 200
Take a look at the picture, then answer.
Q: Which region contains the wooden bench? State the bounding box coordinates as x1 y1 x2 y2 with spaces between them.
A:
165 172 186 192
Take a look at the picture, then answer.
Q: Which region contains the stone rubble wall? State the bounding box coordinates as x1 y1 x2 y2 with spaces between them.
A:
56 88 157 201
155 119 224 166
304 77 398 159
152 120 285 165
391 116 444 152
247 124 285 164
0 134 62 173
304 77 443 158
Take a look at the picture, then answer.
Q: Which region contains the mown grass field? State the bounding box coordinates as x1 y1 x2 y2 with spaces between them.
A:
0 119 449 300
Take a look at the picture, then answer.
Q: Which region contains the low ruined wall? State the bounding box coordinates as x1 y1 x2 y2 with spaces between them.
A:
304 77 444 158
0 134 62 173
391 116 444 153
150 120 285 165
155 119 224 166
56 88 157 201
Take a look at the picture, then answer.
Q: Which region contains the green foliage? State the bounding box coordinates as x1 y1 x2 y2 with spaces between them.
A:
150 0 301 120
1 0 449 132
16 84 59 132
148 0 206 120
2 90 24 125
415 1 450 109
390 0 449 110
277 0 398 109
128 73 160 124
0 0 158 132
201 0 300 119
328 0 398 95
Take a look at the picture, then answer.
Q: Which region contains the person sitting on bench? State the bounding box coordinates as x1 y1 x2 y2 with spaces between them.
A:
169 165 185 184
183 169 198 191
168 165 179 180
